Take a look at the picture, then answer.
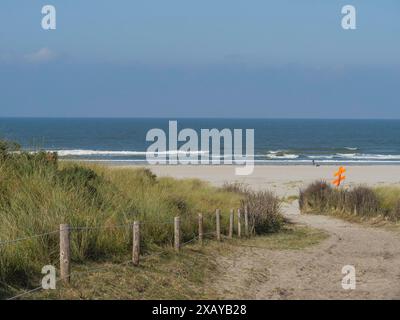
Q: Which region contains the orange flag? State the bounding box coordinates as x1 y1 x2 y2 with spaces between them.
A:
332 166 346 187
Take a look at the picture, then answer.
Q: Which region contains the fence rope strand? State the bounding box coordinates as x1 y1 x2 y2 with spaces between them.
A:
3 209 244 299
0 230 59 246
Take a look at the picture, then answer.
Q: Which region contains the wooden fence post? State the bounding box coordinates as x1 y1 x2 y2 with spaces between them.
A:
237 209 242 238
198 213 203 245
229 209 234 239
216 209 221 241
60 224 71 283
132 221 140 266
244 206 249 237
174 216 181 252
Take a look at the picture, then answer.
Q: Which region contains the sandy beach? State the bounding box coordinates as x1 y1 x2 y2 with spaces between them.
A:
121 165 400 197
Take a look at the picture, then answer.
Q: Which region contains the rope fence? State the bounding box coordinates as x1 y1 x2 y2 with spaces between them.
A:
0 230 59 246
0 221 178 246
3 207 251 300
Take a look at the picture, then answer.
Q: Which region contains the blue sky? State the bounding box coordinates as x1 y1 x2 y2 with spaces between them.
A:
0 1 399 118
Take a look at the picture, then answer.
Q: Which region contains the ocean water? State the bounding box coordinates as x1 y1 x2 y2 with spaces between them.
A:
1 118 400 165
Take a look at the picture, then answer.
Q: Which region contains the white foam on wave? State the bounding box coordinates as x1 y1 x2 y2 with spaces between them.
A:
307 155 335 159
41 149 400 162
266 154 299 159
344 147 358 151
266 150 299 159
62 159 400 165
47 149 209 157
253 159 400 164
335 153 400 160
307 153 400 160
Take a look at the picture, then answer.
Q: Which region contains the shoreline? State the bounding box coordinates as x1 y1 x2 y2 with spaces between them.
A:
61 159 400 166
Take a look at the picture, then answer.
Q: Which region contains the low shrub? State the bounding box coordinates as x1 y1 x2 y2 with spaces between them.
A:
300 180 384 219
242 190 283 234
299 180 332 213
223 182 283 234
345 186 380 216
221 182 250 195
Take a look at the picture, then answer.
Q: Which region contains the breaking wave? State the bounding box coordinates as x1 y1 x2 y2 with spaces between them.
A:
45 149 209 157
39 149 400 164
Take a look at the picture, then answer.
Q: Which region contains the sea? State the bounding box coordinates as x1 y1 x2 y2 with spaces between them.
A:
1 118 400 165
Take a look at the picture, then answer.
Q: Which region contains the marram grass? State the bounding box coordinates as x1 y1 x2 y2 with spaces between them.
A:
0 145 281 297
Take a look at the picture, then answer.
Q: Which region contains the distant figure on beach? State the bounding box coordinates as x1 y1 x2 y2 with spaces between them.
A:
312 160 315 166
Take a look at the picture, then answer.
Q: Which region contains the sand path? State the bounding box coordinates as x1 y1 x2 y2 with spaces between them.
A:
212 202 400 300
138 165 400 299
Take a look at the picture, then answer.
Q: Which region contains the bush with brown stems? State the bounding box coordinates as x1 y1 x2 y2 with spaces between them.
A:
299 180 382 219
242 190 283 234
222 183 283 234
299 180 332 213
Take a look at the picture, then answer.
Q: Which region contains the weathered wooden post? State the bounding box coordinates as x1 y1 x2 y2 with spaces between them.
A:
229 209 234 239
198 213 204 245
237 209 242 238
132 221 140 266
244 206 249 237
59 224 71 283
216 209 221 241
174 216 181 252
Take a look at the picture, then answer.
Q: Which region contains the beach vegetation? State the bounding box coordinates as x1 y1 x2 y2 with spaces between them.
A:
27 224 324 300
0 141 281 298
299 180 400 222
222 182 283 234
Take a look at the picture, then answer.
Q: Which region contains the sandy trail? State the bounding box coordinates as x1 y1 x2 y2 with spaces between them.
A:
212 202 400 300
126 165 400 299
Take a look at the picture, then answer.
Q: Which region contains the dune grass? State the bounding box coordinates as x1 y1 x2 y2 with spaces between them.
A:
299 180 400 223
22 225 326 300
0 143 282 298
374 186 400 210
222 225 328 251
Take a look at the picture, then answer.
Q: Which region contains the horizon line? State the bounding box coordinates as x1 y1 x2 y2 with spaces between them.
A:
1 116 400 121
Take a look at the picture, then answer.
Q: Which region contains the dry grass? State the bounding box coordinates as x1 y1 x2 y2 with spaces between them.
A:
0 150 243 297
222 182 283 234
0 144 283 298
224 225 328 251
241 191 283 234
282 195 299 204
20 225 326 300
299 180 400 223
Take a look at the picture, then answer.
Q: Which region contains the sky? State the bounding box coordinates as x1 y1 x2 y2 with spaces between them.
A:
0 0 399 118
